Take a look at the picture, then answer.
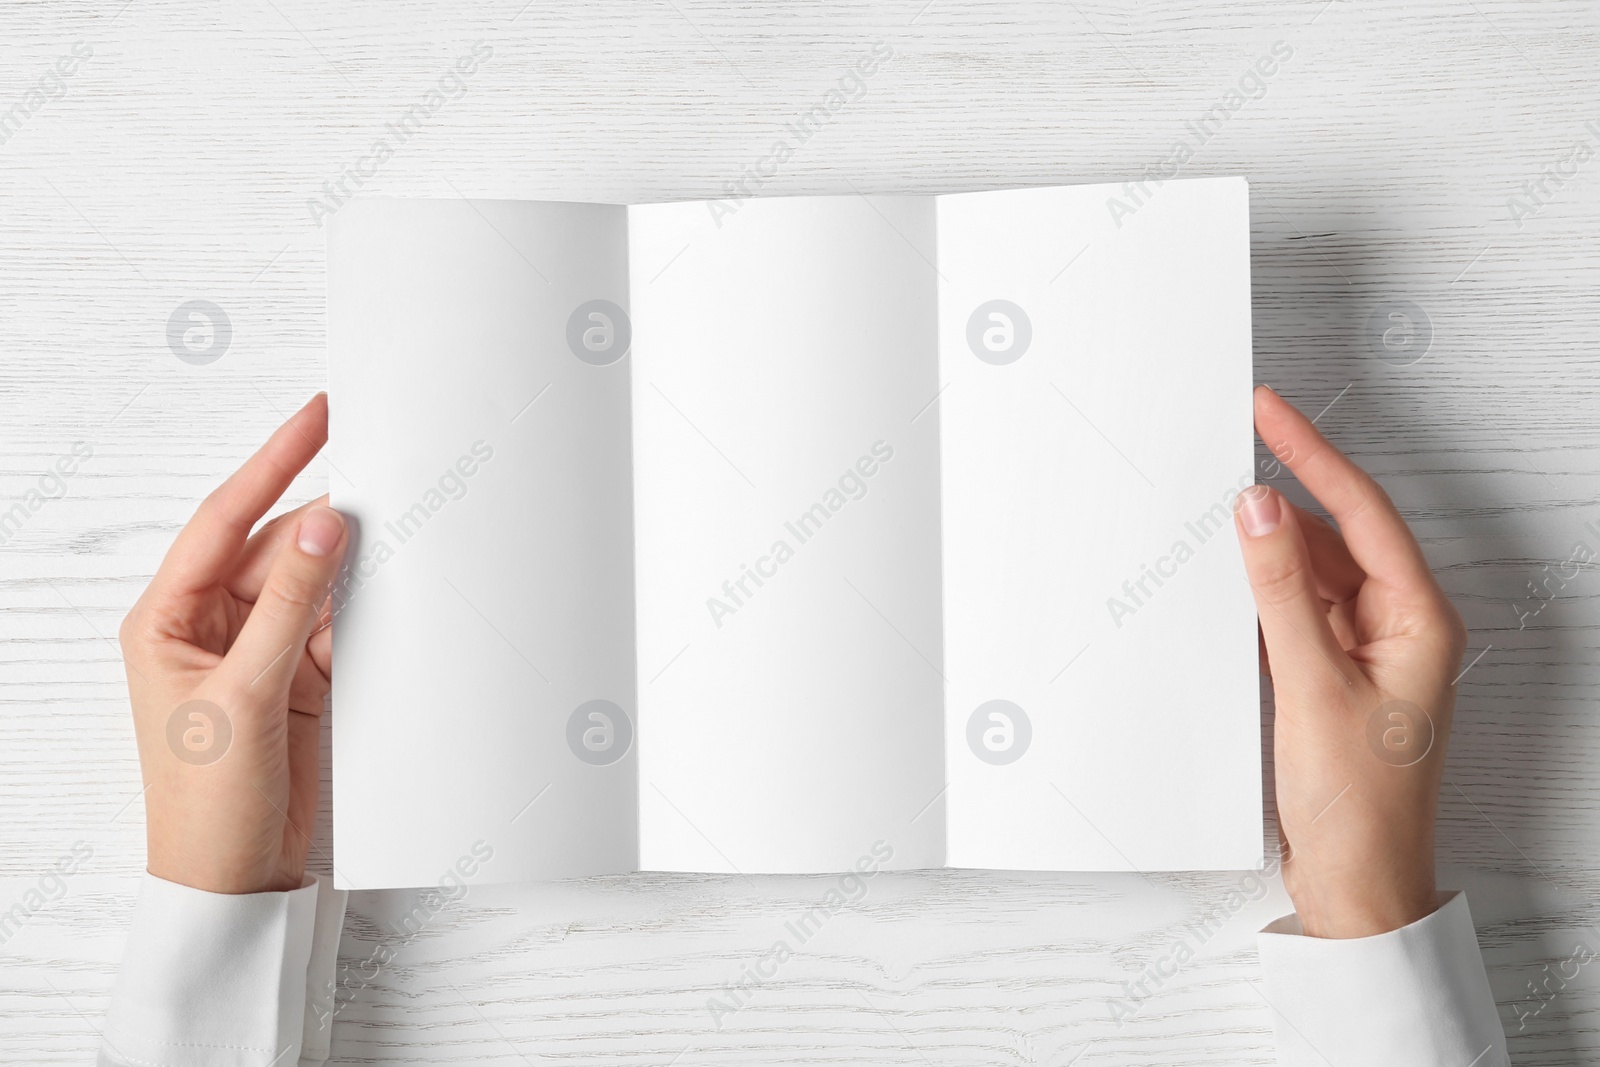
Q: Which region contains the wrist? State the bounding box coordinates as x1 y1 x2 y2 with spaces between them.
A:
1291 872 1440 939
147 862 302 895
148 834 302 895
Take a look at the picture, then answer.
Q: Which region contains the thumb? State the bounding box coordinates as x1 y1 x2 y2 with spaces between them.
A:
1233 485 1355 690
219 505 348 695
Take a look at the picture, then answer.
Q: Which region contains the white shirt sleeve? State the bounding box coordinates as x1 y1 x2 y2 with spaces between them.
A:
99 872 348 1067
1257 891 1507 1067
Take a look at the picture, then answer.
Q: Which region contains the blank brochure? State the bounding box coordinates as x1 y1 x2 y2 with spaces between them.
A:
326 176 1261 890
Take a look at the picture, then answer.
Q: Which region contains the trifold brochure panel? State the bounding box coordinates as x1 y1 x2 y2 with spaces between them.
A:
327 176 1260 890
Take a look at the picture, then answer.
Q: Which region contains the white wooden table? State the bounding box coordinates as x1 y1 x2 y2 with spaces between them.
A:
3 1 1597 1062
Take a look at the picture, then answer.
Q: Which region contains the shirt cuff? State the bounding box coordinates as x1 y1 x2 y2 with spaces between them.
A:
1257 890 1507 1067
101 872 347 1067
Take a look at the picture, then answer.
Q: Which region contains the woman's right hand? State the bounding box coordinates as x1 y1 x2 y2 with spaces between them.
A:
1233 384 1467 939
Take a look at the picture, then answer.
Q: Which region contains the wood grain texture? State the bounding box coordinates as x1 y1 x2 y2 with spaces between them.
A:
2 0 1599 1062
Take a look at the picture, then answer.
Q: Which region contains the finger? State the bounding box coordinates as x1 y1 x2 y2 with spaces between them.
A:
228 494 331 602
1260 388 1440 598
1254 385 1437 593
287 646 331 716
307 623 332 682
152 394 329 598
1287 502 1365 604
1234 483 1359 688
216 505 348 695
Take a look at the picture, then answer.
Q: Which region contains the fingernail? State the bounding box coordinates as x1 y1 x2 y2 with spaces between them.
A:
298 506 345 556
1237 485 1281 537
